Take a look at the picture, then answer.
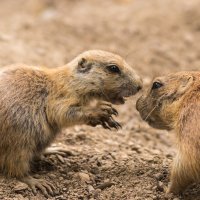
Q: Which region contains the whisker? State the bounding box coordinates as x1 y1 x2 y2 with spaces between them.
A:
125 49 135 60
144 94 166 121
144 105 158 121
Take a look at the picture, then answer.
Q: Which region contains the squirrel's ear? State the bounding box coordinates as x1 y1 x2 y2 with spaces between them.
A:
78 58 92 73
176 76 194 96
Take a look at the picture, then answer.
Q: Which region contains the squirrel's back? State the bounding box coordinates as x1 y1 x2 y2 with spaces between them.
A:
0 65 56 155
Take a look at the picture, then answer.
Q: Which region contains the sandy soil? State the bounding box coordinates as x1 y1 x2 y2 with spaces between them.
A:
0 0 200 199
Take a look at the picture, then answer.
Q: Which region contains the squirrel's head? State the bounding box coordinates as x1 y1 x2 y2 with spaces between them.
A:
69 50 142 104
136 72 195 130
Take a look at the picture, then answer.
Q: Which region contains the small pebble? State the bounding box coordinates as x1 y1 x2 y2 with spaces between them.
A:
154 173 163 181
97 182 114 190
49 173 57 179
77 172 90 183
93 189 101 198
13 194 25 199
157 181 164 192
14 183 28 192
88 185 95 193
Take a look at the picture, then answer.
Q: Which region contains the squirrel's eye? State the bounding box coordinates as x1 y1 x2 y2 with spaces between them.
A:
107 65 120 73
152 81 163 90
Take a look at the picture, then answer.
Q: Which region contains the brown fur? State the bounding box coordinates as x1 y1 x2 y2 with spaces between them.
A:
0 50 142 196
136 71 200 194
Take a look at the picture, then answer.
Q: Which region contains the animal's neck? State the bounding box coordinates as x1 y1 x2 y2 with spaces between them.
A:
50 65 102 105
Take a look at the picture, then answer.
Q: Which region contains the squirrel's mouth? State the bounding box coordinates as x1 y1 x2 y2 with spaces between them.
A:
107 90 138 105
102 87 140 105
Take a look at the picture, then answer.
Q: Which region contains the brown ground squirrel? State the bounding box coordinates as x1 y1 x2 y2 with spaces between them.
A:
0 50 142 197
136 71 200 194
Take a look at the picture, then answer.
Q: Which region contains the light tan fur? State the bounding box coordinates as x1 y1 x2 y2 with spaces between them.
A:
0 50 142 197
136 71 200 194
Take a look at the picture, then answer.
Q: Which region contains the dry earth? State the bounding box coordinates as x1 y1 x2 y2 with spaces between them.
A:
0 0 200 199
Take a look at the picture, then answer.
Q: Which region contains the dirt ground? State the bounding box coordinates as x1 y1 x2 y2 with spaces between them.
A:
0 0 200 199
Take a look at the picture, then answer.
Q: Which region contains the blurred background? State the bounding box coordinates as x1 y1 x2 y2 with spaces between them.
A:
0 0 200 199
1 0 200 77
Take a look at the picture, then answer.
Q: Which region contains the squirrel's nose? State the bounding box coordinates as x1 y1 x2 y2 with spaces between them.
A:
137 85 142 91
134 75 143 91
136 77 143 91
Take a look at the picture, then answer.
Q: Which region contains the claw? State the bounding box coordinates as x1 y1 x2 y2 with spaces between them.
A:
20 176 56 197
107 108 118 116
107 117 122 130
31 185 37 196
102 121 111 130
40 181 55 196
112 107 118 116
35 183 49 198
87 102 120 130
113 119 122 129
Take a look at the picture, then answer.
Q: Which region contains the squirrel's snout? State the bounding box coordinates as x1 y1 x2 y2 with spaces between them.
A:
136 95 143 111
133 75 143 92
137 85 142 91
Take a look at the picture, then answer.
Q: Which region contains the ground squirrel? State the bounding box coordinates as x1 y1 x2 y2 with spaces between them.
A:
0 50 142 197
136 71 200 194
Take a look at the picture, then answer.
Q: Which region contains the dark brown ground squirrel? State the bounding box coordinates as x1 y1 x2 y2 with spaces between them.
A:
136 71 200 195
0 50 142 197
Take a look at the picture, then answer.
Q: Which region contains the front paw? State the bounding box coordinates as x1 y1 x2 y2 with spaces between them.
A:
86 102 121 130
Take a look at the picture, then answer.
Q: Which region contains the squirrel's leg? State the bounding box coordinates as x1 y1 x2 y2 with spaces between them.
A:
167 152 193 194
44 103 121 156
5 148 55 197
4 149 31 178
57 102 121 130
